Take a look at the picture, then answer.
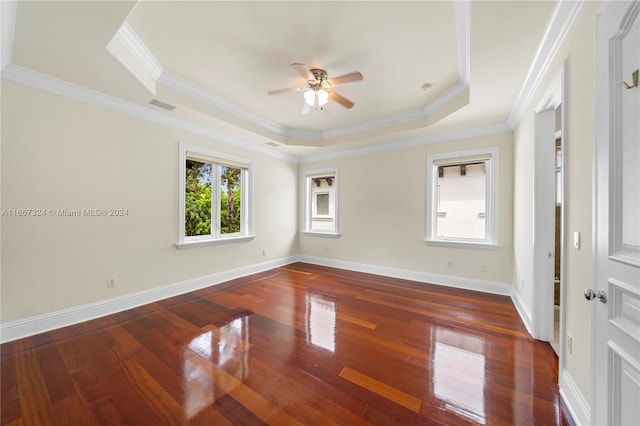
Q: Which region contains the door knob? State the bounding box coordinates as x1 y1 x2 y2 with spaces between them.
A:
584 289 607 303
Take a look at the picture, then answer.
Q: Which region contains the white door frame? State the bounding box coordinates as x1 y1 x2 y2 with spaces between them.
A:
532 64 567 363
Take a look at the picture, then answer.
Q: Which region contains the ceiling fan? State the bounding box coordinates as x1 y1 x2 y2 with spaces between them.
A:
267 63 363 113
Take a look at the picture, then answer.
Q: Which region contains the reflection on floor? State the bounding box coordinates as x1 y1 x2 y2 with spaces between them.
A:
552 306 560 354
0 263 575 425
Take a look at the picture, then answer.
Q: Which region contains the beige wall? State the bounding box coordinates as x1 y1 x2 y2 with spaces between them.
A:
512 0 600 407
0 81 298 323
299 131 514 285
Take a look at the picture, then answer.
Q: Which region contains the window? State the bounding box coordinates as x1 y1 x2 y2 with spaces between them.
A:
426 147 498 247
178 144 253 248
316 193 329 215
303 168 339 236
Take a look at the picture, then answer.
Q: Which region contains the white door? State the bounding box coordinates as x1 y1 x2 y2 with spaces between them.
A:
594 1 640 425
533 107 557 342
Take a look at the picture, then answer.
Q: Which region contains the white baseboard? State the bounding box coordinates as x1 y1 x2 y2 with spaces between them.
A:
559 368 591 426
297 255 512 296
0 256 298 343
0 255 518 343
510 288 534 335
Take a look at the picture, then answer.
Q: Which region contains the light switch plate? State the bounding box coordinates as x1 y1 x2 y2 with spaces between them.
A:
573 231 580 250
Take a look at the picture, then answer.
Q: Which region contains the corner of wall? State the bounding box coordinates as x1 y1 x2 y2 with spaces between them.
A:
510 286 533 335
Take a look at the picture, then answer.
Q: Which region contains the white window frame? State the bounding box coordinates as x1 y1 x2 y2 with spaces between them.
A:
302 167 340 237
425 147 499 248
177 143 253 248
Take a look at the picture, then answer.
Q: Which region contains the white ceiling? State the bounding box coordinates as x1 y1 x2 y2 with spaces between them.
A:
4 1 557 158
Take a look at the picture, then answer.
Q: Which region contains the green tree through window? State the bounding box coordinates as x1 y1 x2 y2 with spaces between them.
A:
221 166 241 234
179 144 251 246
185 160 211 236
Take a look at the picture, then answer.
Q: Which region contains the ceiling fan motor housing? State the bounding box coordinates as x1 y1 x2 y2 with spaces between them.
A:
309 69 328 83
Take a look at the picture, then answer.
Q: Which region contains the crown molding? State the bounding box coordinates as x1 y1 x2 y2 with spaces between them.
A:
107 21 163 94
1 64 298 163
507 0 585 128
110 22 288 137
158 71 287 136
298 123 512 164
455 0 470 84
2 63 507 165
110 2 471 145
115 22 163 81
0 0 17 70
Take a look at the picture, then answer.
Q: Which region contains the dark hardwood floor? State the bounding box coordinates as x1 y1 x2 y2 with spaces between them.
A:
1 263 574 425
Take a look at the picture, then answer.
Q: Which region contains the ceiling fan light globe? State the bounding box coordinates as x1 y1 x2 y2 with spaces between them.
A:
303 90 315 107
317 89 329 106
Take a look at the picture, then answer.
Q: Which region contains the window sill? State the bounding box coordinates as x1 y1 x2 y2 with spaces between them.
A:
424 239 500 250
176 234 255 249
301 231 341 238
311 216 333 221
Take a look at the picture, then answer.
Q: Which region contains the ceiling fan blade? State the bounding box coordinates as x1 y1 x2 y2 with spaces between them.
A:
290 63 314 81
328 71 363 87
267 86 305 96
328 90 355 109
301 103 312 115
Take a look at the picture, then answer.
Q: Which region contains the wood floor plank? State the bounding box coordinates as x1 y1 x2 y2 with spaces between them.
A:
338 367 422 413
0 355 21 425
119 358 187 424
51 394 93 426
188 354 303 425
336 312 378 329
0 262 574 425
14 350 57 426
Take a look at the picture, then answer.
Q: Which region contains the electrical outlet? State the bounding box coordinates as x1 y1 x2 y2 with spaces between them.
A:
107 277 117 288
262 249 267 256
448 260 454 268
567 333 573 354
521 279 525 288
481 264 487 272
323 247 328 253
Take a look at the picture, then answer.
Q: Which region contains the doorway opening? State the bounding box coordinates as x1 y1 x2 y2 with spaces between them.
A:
552 106 563 355
532 65 566 370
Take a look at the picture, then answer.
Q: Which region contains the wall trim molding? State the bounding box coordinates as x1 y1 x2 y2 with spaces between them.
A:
1 64 514 167
299 256 541 341
0 256 298 344
0 256 519 343
115 22 164 82
0 64 297 163
559 368 591 426
158 71 286 136
298 123 512 163
0 0 16 70
106 21 164 95
297 255 512 296
507 0 584 128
